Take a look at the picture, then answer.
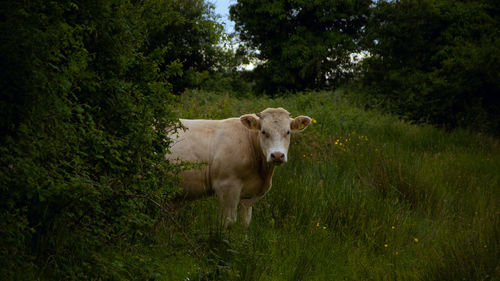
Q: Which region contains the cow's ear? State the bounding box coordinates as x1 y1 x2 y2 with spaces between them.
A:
291 116 312 132
240 114 261 130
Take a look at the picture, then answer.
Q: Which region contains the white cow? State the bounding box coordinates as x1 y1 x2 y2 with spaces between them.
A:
167 108 311 228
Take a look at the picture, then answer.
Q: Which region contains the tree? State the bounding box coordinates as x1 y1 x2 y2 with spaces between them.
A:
141 0 224 93
361 0 500 133
230 0 372 94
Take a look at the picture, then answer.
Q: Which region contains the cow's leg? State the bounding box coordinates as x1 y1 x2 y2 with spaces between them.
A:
239 202 253 228
221 200 238 228
214 179 241 228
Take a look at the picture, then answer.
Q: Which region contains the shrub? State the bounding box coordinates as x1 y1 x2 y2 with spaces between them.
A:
0 0 215 278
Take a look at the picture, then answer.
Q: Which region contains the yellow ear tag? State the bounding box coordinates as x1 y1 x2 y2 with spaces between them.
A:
298 123 305 130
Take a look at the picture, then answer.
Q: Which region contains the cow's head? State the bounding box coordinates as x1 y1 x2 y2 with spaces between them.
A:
240 108 311 165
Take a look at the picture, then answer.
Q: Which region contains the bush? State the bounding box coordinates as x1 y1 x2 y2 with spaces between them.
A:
0 0 217 278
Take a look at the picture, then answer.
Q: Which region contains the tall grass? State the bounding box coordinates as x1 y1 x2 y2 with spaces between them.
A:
114 90 499 280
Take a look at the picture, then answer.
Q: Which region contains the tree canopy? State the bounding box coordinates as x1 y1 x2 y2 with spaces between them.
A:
361 0 500 132
230 0 371 94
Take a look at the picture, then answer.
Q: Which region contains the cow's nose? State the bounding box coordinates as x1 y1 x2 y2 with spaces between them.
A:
271 152 285 163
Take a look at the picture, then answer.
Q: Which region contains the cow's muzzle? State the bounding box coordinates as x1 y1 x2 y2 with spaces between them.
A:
270 151 285 165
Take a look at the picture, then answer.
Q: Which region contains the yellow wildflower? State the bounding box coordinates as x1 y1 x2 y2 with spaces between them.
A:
312 118 317 124
316 222 320 227
391 226 396 230
322 226 327 230
414 238 419 243
395 251 399 255
384 244 388 248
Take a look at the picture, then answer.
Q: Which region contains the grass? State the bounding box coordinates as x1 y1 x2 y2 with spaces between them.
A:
115 90 499 280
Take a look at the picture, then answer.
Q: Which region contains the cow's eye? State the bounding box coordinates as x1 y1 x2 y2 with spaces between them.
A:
261 130 266 135
287 131 290 135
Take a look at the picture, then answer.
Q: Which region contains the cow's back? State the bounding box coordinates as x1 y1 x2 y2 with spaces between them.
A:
167 118 257 198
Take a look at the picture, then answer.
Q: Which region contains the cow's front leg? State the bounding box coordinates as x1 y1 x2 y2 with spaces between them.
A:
239 202 253 228
214 179 241 228
221 200 238 228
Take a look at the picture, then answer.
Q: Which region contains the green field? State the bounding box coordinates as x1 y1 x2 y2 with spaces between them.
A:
103 90 499 280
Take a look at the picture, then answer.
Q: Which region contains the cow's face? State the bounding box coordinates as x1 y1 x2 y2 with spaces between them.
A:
240 108 311 165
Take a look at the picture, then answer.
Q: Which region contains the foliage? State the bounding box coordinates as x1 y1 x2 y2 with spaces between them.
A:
141 0 225 93
0 0 220 279
185 44 255 96
361 0 500 133
230 0 372 94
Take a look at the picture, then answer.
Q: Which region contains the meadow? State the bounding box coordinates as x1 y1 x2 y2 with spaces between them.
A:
105 90 499 280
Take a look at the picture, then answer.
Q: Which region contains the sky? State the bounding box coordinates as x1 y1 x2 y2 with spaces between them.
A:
213 0 236 33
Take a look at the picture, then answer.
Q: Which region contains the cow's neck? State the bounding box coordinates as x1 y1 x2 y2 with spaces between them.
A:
247 130 272 171
249 130 275 192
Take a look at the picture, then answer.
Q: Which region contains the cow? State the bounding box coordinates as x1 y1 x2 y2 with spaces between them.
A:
167 107 312 228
